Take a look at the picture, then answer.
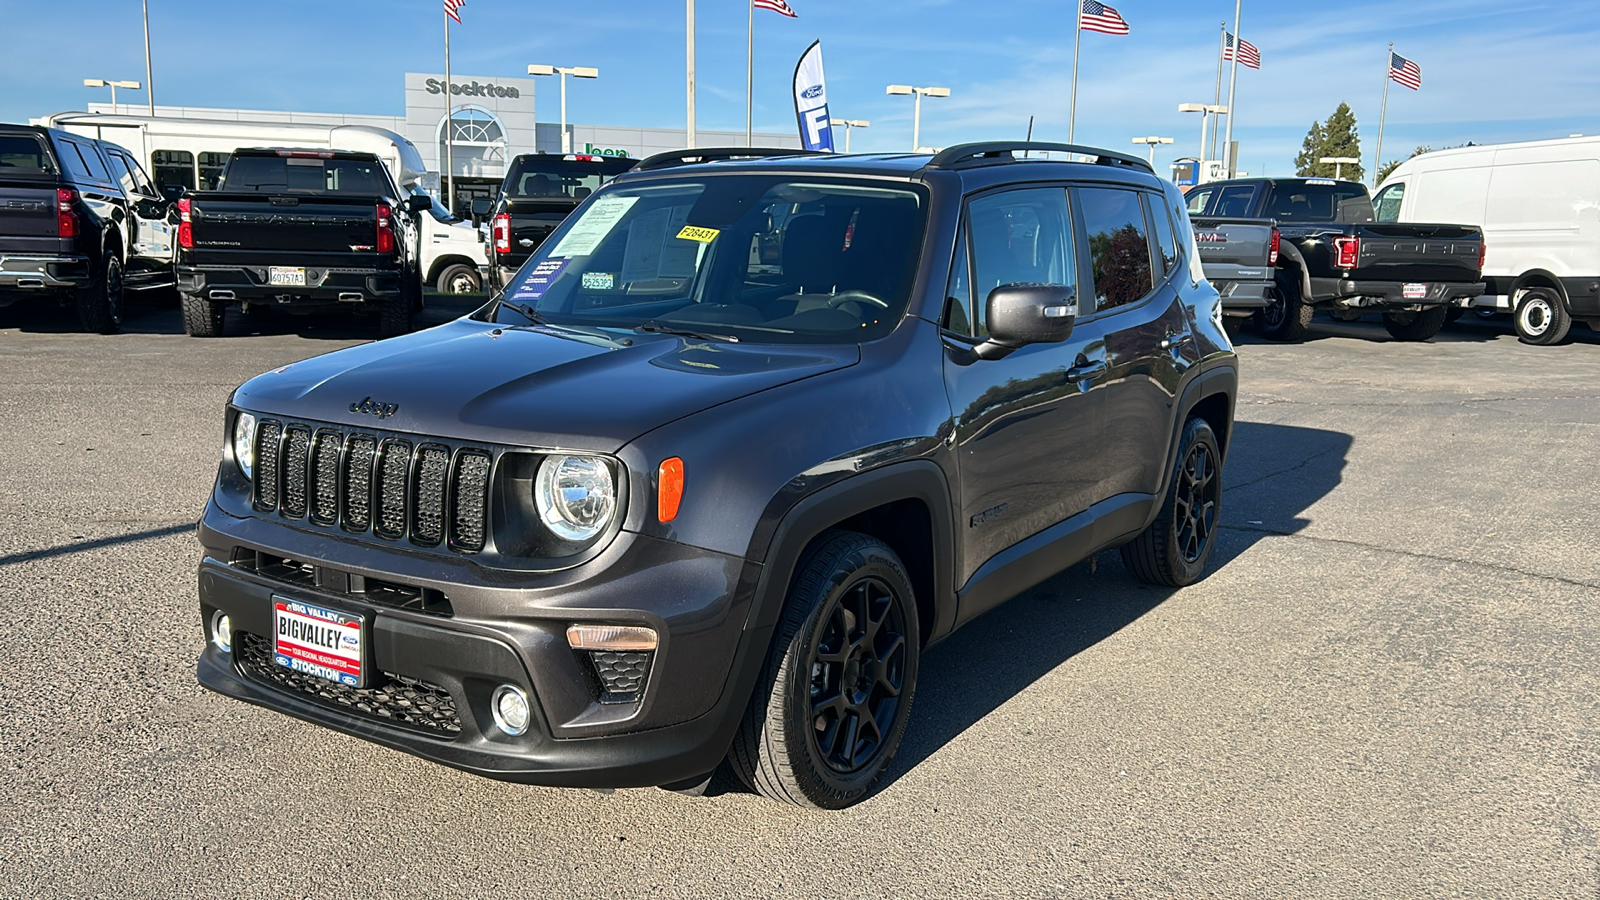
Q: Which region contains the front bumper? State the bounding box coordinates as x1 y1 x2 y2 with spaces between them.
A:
178 265 401 305
1310 277 1486 308
0 254 91 292
195 500 769 788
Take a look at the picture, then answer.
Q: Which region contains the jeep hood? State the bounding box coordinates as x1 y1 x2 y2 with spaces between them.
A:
232 318 859 452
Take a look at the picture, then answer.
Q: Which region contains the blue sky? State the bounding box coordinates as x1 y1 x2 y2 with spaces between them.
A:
3 0 1597 176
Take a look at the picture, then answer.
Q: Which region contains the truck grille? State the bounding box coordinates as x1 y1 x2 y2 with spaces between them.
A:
252 420 493 553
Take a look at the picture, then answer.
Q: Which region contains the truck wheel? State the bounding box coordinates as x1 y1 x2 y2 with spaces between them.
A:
435 263 481 294
180 291 226 337
1513 288 1571 345
1256 272 1312 342
1382 306 1448 342
378 294 414 337
730 531 920 809
1121 417 1222 588
75 256 123 334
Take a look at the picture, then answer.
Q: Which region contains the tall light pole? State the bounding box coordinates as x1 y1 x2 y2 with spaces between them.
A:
141 0 154 114
686 0 696 148
83 79 141 115
1178 102 1228 170
1132 136 1174 165
1319 156 1360 180
886 85 949 152
829 119 870 153
529 65 599 154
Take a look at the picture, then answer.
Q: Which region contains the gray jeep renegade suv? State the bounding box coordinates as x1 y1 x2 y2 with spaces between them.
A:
195 142 1238 809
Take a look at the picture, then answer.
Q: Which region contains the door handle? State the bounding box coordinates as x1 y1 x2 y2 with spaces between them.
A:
1066 360 1107 381
1161 331 1193 350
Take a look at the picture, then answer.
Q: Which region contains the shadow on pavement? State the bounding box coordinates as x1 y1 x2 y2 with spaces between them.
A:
0 292 486 339
0 522 195 567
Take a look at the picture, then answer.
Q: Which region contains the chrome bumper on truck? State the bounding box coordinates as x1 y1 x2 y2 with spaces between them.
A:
178 265 401 304
0 254 91 291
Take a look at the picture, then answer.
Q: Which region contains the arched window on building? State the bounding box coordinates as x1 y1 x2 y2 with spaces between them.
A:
435 105 507 178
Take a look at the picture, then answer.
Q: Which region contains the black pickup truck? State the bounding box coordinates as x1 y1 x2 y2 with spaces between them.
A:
486 153 633 290
1188 177 1485 341
176 148 429 337
0 124 176 332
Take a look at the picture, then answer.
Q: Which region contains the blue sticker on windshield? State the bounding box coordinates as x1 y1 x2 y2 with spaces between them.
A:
512 258 571 301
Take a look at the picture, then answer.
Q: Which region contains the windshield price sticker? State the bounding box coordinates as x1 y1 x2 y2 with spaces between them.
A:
272 599 364 687
512 258 571 301
550 195 640 257
676 225 721 243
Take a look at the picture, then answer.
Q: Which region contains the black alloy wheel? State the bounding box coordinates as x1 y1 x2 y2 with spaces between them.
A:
1256 271 1312 342
731 531 920 808
76 255 123 334
1122 417 1224 587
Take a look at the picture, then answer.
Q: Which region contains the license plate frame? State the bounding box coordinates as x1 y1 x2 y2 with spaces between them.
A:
1402 282 1429 300
271 597 367 688
268 266 307 287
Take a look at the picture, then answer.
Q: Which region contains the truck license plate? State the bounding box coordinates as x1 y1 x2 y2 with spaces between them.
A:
272 598 365 687
1402 283 1428 299
268 266 307 287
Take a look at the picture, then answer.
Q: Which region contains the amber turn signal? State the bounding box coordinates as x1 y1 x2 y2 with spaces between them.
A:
658 457 684 523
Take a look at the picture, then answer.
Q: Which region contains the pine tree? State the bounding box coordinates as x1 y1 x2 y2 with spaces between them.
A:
1294 103 1364 181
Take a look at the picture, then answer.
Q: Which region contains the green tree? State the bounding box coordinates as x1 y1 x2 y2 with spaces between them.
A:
1375 144 1472 185
1294 102 1364 181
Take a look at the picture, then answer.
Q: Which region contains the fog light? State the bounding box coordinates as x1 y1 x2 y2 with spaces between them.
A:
210 611 233 653
492 684 531 736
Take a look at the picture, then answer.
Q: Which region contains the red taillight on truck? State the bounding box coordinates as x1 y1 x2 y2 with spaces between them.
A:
492 213 511 255
376 201 396 255
1478 241 1487 271
56 187 80 238
1333 236 1360 270
177 197 192 249
1268 228 1280 267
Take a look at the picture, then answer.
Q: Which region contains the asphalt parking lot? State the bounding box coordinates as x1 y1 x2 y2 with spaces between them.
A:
1 296 1596 899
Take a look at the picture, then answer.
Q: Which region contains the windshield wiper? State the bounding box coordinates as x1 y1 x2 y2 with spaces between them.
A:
634 321 740 343
494 295 548 325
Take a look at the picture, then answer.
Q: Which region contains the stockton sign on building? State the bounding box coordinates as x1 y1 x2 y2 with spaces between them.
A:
423 78 523 100
403 72 538 182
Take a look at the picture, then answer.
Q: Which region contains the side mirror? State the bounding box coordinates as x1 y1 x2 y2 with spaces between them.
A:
976 283 1078 360
470 199 491 217
404 195 433 214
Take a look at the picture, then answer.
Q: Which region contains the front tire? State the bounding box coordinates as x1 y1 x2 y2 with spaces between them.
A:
1382 305 1448 341
435 262 481 294
75 255 123 334
1256 271 1313 342
179 291 225 337
1121 417 1223 588
1513 287 1571 345
731 531 920 809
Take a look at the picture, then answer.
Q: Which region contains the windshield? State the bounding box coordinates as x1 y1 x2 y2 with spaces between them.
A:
221 154 392 195
482 175 928 344
504 156 634 202
1264 181 1374 223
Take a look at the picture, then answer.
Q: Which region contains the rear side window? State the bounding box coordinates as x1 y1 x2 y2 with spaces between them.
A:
967 187 1075 338
1145 193 1179 276
221 155 390 194
0 134 51 173
1079 187 1153 311
1212 185 1257 217
61 139 110 182
1264 182 1375 223
152 149 195 193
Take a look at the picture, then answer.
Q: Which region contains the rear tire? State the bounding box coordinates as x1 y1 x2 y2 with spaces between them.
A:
730 531 919 809
180 291 225 337
1382 305 1448 341
435 262 481 295
1256 271 1313 342
378 293 414 337
75 255 123 334
1513 287 1571 345
1121 417 1223 588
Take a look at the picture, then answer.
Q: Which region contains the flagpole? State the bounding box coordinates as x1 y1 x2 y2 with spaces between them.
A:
686 0 697 148
1221 0 1242 176
746 0 754 147
1210 22 1225 162
1068 1 1083 144
1373 43 1392 186
444 9 453 215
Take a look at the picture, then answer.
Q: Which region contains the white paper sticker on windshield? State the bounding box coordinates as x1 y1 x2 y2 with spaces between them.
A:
549 195 639 258
620 208 671 284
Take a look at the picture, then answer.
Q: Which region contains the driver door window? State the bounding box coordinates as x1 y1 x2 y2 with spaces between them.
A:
966 188 1074 338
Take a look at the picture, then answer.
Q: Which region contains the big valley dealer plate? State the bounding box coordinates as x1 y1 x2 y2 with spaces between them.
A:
272 598 365 687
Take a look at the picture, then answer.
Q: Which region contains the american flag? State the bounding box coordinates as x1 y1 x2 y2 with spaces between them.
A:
1079 0 1130 35
1224 32 1261 69
444 0 464 23
1389 51 1422 90
753 0 798 16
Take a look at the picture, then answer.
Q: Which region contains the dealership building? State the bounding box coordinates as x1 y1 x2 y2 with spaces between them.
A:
87 71 800 211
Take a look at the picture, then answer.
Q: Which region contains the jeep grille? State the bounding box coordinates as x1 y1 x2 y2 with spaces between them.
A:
251 419 493 553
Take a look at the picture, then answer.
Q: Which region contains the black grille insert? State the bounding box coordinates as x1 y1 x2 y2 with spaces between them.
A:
236 632 462 736
309 429 342 525
588 650 652 703
253 420 283 512
412 444 450 546
280 426 311 519
342 435 376 532
451 452 491 551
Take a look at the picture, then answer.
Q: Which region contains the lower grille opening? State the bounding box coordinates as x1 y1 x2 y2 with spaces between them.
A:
235 632 462 736
586 650 652 704
230 549 454 616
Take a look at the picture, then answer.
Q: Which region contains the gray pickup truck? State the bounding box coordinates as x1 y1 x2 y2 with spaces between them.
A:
1190 216 1276 332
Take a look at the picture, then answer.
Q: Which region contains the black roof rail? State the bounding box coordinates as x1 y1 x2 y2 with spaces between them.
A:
925 142 1155 173
631 147 825 172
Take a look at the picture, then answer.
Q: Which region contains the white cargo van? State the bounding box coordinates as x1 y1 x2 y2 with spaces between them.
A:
36 112 488 293
1373 135 1600 344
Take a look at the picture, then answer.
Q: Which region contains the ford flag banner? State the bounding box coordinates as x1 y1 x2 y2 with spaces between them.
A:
792 40 835 152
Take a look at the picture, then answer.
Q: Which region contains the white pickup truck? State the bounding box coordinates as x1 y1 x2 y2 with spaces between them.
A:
414 193 490 294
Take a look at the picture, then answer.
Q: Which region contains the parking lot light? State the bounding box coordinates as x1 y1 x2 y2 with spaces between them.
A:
528 65 600 154
829 119 870 153
1132 136 1174 164
83 79 142 115
886 85 949 152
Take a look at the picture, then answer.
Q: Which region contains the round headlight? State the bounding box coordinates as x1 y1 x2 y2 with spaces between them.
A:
233 412 257 479
534 455 616 542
